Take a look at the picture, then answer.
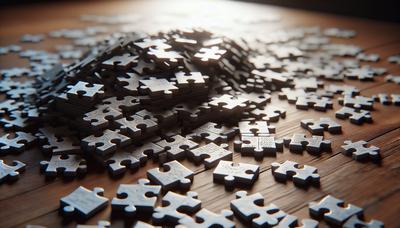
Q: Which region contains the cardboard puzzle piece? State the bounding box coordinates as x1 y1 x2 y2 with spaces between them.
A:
147 160 194 191
271 160 320 187
83 107 122 131
174 71 208 88
60 186 109 219
0 160 25 183
284 133 331 155
209 94 249 112
112 178 161 216
338 96 374 110
385 74 400 84
0 131 36 154
66 81 104 101
277 214 318 228
250 105 286 122
116 114 158 138
102 53 139 70
105 151 141 176
279 88 307 104
134 38 171 50
341 140 381 162
343 215 384 228
300 117 342 135
295 95 333 111
335 107 372 125
187 122 238 143
40 154 87 178
326 84 360 96
98 96 141 114
194 46 227 63
234 135 283 160
139 77 178 98
187 142 232 169
178 209 235 228
155 135 198 160
213 160 260 189
82 129 131 156
230 191 286 227
309 195 363 226
239 120 275 136
117 73 141 95
152 191 201 225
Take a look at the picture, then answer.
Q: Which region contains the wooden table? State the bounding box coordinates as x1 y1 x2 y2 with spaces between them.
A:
0 0 399 227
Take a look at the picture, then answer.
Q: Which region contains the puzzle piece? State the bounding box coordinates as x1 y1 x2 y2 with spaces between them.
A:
271 160 320 187
112 178 161 216
209 94 249 112
83 107 122 131
82 129 131 156
277 214 318 228
117 73 141 95
152 191 201 225
155 135 198 160
343 215 384 228
373 93 400 105
356 53 380 62
98 96 141 114
309 195 363 226
239 120 275 136
194 46 227 63
187 122 238 143
174 71 208 88
0 160 25 183
279 88 307 103
187 143 232 169
230 191 286 227
335 107 372 125
284 133 331 155
293 78 322 92
60 186 109 219
40 154 87 177
295 95 333 111
250 105 286 122
20 34 44 42
134 38 171 50
66 81 104 101
147 48 183 68
105 151 141 176
341 140 381 161
387 54 400 64
139 77 178 98
234 135 283 160
344 67 375 81
178 209 235 228
147 160 193 191
77 220 111 228
385 74 400 84
325 84 360 96
300 117 342 135
339 96 374 110
0 111 30 130
324 27 356 38
102 53 139 70
116 114 158 138
0 131 36 154
213 160 259 189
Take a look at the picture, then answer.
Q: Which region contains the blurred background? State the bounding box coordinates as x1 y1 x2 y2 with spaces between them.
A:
1 0 399 22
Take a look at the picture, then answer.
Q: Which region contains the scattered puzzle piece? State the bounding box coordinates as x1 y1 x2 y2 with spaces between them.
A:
300 117 342 135
40 154 87 178
271 160 320 187
341 140 381 162
213 160 259 189
335 107 372 125
178 209 235 228
284 133 331 155
187 142 232 169
147 160 193 191
0 160 25 183
234 135 283 160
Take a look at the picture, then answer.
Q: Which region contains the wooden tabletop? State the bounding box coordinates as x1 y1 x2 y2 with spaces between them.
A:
0 0 399 227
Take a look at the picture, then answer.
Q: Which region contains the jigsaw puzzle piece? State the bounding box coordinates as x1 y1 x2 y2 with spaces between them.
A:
341 140 380 162
40 154 87 178
147 160 193 191
300 117 342 135
234 135 283 160
213 160 259 189
271 160 320 187
177 209 235 228
0 160 25 183
187 142 232 169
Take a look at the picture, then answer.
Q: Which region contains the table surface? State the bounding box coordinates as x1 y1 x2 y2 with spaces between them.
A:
0 0 400 227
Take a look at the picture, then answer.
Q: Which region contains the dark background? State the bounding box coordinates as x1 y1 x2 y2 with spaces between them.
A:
0 0 399 22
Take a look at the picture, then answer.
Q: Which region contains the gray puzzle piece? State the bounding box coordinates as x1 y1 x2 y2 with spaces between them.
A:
105 151 141 176
83 107 122 131
341 140 381 162
0 131 36 154
271 160 320 187
40 155 87 178
177 209 235 228
309 195 363 226
343 215 384 228
234 135 283 160
239 120 275 136
231 191 286 227
155 135 198 160
284 133 331 155
0 160 25 183
152 191 201 225
338 96 374 110
187 142 232 169
213 160 259 189
82 129 131 156
278 214 318 228
300 117 342 135
112 178 161 216
147 160 193 191
187 122 238 143
60 186 109 219
335 107 372 125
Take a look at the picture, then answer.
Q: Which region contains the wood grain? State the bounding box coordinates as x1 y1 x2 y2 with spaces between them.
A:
0 0 399 227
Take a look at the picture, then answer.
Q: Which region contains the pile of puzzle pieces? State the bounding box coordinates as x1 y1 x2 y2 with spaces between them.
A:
1 14 398 227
